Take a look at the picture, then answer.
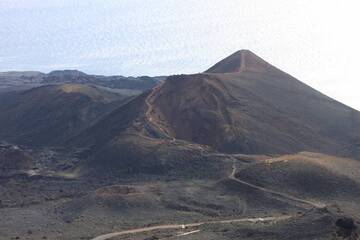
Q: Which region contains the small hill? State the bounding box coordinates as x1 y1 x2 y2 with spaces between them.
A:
0 84 129 146
237 152 360 197
234 152 360 217
0 143 34 174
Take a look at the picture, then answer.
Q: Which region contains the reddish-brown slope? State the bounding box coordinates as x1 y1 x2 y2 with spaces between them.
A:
147 51 360 157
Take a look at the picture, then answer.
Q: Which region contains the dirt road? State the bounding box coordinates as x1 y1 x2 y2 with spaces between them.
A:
90 157 318 240
91 215 292 240
229 162 326 209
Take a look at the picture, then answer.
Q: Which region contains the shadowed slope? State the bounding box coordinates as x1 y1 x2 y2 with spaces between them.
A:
0 84 129 146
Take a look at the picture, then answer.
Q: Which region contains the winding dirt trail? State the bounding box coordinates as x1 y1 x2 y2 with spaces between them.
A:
144 81 171 138
145 82 163 121
229 162 326 209
91 215 292 240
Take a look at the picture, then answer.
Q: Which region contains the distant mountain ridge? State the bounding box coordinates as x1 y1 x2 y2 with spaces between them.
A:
0 70 164 92
42 70 164 91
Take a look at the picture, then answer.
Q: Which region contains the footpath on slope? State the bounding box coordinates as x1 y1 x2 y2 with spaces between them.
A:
144 82 172 139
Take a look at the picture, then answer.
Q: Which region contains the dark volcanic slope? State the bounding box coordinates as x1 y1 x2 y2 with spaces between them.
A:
148 50 360 157
237 152 360 199
0 84 129 146
235 152 360 217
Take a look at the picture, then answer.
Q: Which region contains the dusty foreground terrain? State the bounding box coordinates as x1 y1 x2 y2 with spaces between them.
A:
0 144 359 240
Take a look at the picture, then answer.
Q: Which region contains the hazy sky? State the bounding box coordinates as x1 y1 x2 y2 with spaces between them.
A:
0 0 359 110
